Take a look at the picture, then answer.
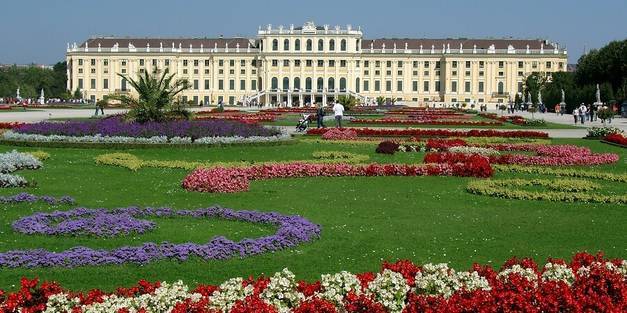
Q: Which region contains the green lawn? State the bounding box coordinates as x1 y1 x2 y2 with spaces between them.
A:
0 138 624 291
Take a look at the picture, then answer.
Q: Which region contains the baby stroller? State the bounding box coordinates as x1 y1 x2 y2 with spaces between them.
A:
296 114 312 132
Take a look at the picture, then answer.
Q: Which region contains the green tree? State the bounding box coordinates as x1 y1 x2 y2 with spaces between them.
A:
337 95 358 111
114 69 190 123
376 96 385 106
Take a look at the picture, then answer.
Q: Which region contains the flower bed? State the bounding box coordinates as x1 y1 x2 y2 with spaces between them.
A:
467 179 626 204
0 206 320 268
424 144 620 166
0 192 74 205
0 122 25 129
0 150 43 187
182 158 494 193
350 118 503 126
586 126 623 138
604 133 627 147
4 252 626 312
307 128 549 138
493 164 627 182
321 128 358 140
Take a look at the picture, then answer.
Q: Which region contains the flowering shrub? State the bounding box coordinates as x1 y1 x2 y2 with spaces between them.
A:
467 178 626 204
308 127 549 138
586 126 623 138
0 150 43 187
321 128 358 140
182 159 494 193
605 133 627 146
375 141 400 154
4 252 626 312
0 206 321 268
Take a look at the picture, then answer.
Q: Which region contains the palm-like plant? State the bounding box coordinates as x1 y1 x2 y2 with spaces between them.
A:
115 69 190 123
337 95 358 111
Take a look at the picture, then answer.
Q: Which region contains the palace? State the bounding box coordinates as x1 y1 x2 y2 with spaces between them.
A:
66 21 567 106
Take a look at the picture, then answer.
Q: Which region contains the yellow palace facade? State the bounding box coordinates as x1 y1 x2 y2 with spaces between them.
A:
66 22 567 106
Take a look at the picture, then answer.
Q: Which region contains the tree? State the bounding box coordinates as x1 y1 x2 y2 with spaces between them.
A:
524 72 548 104
73 88 82 99
376 96 385 106
114 69 190 123
337 95 358 111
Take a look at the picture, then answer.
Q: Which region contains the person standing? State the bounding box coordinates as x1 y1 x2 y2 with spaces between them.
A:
316 104 325 128
555 104 561 115
573 108 578 124
332 101 345 128
578 104 586 125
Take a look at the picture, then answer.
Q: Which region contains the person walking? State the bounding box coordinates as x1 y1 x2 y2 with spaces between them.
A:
316 104 325 128
578 104 586 125
573 108 578 124
554 104 561 115
332 101 345 128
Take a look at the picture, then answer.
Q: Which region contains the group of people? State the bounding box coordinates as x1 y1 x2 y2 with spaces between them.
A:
572 103 597 124
315 101 345 128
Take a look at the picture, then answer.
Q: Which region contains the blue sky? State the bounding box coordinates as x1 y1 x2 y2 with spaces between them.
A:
1 0 625 64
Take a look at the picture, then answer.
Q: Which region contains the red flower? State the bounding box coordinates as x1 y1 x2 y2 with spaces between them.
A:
293 297 337 313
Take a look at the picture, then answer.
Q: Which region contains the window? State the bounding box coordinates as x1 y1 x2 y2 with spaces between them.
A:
121 78 127 91
546 61 552 69
356 60 360 67
272 60 278 67
204 79 210 89
229 80 235 90
424 71 429 76
205 60 210 66
451 81 457 93
340 39 346 51
386 70 392 76
412 81 418 92
465 81 471 92
193 80 199 90
518 71 524 77
182 60 187 66
329 39 335 51
386 61 392 68
294 77 301 90
452 71 457 76
328 60 335 67
229 69 234 75
375 61 380 67
272 39 278 51
140 59 145 66
140 68 146 74
340 60 347 67
306 39 312 51
295 39 300 51
424 61 430 67
364 61 369 67
363 80 369 91
479 61 484 68
397 70 402 75
193 60 199 67
295 60 301 66
375 70 380 75
240 80 246 90
78 59 83 66
517 82 523 92
317 60 324 67
317 77 323 91
218 80 224 90
478 81 484 92
90 79 96 90
205 69 210 75
413 61 419 68
435 61 441 68
355 78 360 93
103 79 108 89
283 39 290 51
397 61 403 67
218 69 223 74
90 68 95 74
466 61 471 68
423 81 429 92
306 60 313 67
452 61 458 68
339 78 346 91
240 69 245 75
91 59 96 66
386 80 392 92
194 69 198 74
283 60 289 67
305 78 312 90
435 81 441 92
251 80 257 90
271 77 278 90
532 61 538 69
497 81 504 94
318 39 324 51
364 70 369 75
240 60 245 67
479 71 484 77
103 59 108 66
121 60 126 66
465 71 471 76
229 60 234 67
498 61 504 68
165 60 170 66
413 71 418 76
283 77 289 90
498 71 504 76
518 61 524 68
328 78 335 90
397 81 403 92
375 80 381 91
218 60 224 66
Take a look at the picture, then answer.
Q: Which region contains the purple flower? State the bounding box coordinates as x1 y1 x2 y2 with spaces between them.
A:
1 206 321 268
0 193 75 205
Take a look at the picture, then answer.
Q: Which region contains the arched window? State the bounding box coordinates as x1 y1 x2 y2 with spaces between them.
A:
271 77 278 90
317 77 324 91
328 77 335 91
294 77 301 90
283 77 289 91
355 78 360 93
498 81 504 94
295 39 301 51
306 39 312 51
329 39 335 51
272 39 278 51
340 39 347 51
318 39 324 51
305 77 312 91
283 39 290 51
340 78 346 91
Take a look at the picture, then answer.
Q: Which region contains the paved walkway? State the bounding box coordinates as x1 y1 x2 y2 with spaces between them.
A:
0 106 623 138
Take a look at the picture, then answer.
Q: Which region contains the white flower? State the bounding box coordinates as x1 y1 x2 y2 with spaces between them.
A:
366 270 410 313
414 263 490 298
448 146 500 156
209 277 254 312
260 268 305 313
542 263 575 285
498 265 538 285
317 271 362 306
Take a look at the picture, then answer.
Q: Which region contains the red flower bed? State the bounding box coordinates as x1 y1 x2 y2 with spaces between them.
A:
182 158 493 193
307 128 549 138
425 138 467 151
0 122 25 129
605 133 627 146
2 252 626 313
351 118 503 126
321 128 358 140
425 144 620 166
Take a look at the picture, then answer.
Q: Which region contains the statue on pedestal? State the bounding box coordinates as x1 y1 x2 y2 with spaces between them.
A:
38 88 45 105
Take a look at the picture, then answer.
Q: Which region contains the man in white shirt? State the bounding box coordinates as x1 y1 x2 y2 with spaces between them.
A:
332 101 345 128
